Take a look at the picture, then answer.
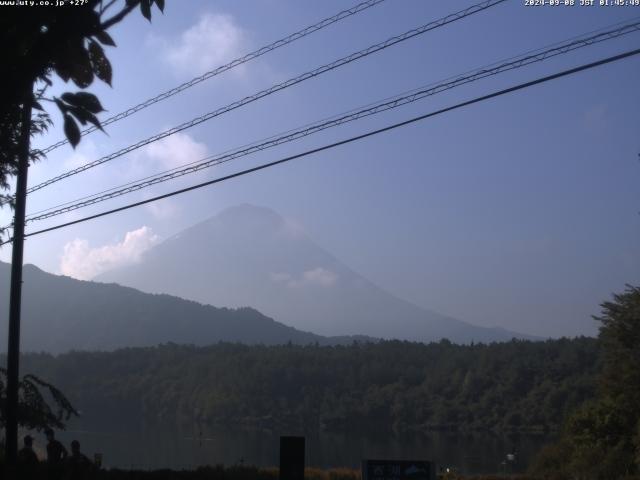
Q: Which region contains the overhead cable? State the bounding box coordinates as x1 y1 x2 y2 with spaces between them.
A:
4 46 636 245
25 0 507 196
23 19 640 224
39 0 389 155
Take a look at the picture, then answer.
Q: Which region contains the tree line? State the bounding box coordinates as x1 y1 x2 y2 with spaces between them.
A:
13 336 599 435
530 285 640 479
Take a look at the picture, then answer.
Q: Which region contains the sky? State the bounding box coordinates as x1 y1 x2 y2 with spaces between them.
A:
1 0 639 338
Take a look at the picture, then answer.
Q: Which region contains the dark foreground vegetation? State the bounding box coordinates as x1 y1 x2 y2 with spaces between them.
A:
528 286 640 479
7 463 640 480
1 286 637 479
16 336 599 434
3 463 612 480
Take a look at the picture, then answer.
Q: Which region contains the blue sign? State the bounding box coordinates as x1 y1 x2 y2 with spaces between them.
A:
362 460 435 480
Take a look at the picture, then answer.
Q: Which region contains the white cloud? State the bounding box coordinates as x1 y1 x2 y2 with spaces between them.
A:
145 197 180 220
302 267 338 287
141 132 208 170
280 218 306 239
62 138 99 169
270 267 338 289
160 13 246 75
60 226 159 280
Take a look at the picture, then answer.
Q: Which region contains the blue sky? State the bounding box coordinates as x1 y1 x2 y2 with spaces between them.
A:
1 0 639 337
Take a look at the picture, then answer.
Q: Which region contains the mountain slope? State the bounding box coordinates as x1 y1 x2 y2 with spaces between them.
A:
97 204 531 343
0 262 360 353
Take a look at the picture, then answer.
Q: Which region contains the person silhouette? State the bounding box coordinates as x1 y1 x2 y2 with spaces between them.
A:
17 434 38 465
43 428 68 480
69 440 91 463
44 428 68 465
68 439 94 479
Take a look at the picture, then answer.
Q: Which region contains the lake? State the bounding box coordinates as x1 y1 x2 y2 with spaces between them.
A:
51 426 552 475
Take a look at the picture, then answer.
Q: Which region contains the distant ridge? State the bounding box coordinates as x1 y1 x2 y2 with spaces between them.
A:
97 204 535 343
0 262 371 353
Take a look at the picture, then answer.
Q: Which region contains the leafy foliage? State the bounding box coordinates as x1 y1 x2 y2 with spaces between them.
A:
0 0 164 235
530 286 640 479
0 0 164 448
57 92 106 147
0 368 78 432
17 337 598 435
595 285 640 409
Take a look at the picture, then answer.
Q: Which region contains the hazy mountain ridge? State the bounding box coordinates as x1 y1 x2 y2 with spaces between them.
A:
96 204 534 343
0 262 370 353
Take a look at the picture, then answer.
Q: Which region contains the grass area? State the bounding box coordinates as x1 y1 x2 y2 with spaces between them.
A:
4 463 547 480
13 463 640 480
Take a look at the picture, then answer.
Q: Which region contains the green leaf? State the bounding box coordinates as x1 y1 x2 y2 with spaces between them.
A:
89 41 112 86
83 111 104 132
155 0 165 12
68 106 88 126
140 0 151 21
66 43 94 88
74 92 104 113
54 65 71 83
95 30 116 47
60 92 76 104
62 91 104 114
63 114 81 148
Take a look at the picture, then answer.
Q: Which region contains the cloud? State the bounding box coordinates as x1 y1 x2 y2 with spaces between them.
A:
280 218 306 239
29 138 99 184
145 197 180 219
141 132 208 170
62 138 99 169
270 267 338 289
302 268 338 287
159 13 246 75
60 226 159 280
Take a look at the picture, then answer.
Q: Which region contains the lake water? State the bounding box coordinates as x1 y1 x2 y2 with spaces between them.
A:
51 426 552 475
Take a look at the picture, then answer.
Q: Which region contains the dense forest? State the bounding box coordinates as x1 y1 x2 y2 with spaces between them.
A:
530 285 640 479
15 337 598 435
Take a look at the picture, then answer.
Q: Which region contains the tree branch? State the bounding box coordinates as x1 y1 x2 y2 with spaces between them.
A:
100 3 136 30
100 0 118 15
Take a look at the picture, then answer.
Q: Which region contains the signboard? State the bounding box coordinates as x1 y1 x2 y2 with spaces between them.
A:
362 460 435 480
280 436 305 480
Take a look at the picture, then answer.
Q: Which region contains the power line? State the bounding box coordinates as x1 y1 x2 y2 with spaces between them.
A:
22 19 640 224
26 18 640 220
29 15 640 220
5 46 637 245
25 0 507 196
39 0 389 155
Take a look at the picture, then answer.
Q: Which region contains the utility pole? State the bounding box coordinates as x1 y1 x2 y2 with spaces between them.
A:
5 82 33 466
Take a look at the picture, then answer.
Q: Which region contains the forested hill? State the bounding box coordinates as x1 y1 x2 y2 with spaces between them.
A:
0 262 369 352
17 337 598 434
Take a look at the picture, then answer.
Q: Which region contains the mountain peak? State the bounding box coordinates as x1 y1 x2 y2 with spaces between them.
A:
183 204 289 239
217 203 282 220
97 204 532 343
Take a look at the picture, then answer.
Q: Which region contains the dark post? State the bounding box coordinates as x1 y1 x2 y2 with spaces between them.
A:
5 82 33 465
279 436 305 480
